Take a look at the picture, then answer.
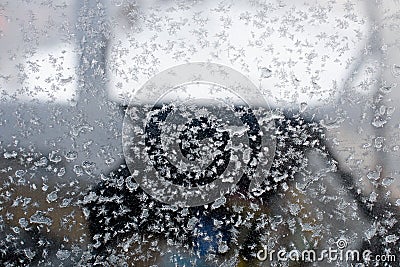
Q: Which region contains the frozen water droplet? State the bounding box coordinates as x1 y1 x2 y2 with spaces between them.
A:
382 177 394 187
19 218 28 228
211 196 226 209
365 226 376 240
218 242 229 253
60 198 72 208
56 249 71 261
187 217 198 230
372 118 386 128
385 234 399 243
367 171 380 181
73 165 84 176
387 106 395 115
126 176 139 191
65 151 78 161
243 148 251 163
15 169 26 177
300 102 308 112
35 157 48 167
83 192 98 204
282 182 289 191
391 64 400 77
379 84 394 94
57 167 66 177
374 137 384 149
112 0 124 7
105 157 115 165
369 192 378 202
49 151 62 163
289 203 301 216
42 184 49 191
47 191 58 203
260 67 272 78
82 161 96 175
24 249 36 260
3 151 17 159
30 211 53 226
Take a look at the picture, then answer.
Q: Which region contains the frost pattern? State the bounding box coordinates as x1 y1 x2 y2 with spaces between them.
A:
0 0 399 266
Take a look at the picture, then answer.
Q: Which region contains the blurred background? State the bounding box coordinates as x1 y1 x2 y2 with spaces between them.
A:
0 0 399 266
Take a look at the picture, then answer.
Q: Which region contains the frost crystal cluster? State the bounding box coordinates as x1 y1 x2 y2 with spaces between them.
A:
0 0 399 266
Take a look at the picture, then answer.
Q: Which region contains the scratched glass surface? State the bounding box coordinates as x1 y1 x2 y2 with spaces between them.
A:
0 0 399 266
